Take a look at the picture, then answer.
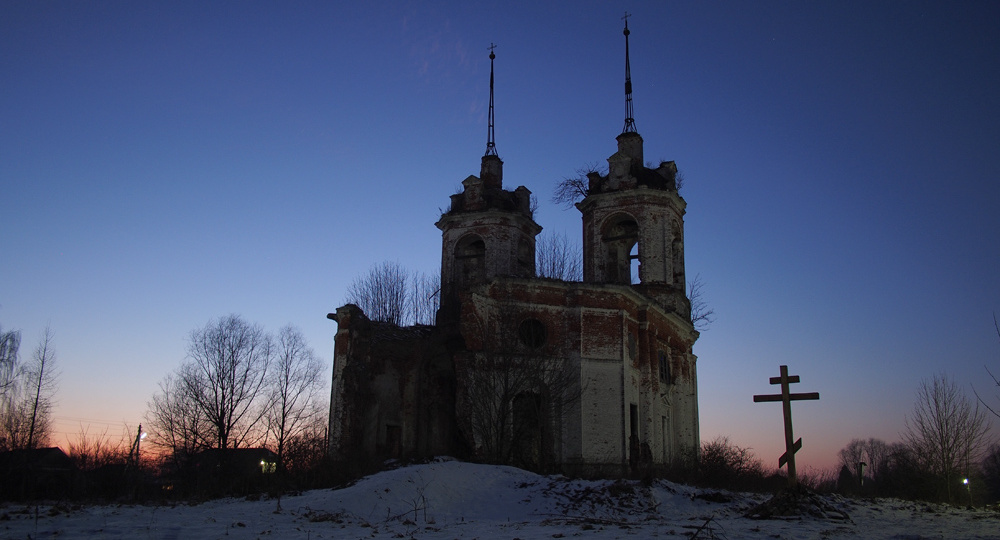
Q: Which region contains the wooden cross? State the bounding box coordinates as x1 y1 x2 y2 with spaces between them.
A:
753 365 819 488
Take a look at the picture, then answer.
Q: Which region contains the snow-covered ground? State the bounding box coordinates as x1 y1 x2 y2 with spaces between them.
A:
2 458 997 539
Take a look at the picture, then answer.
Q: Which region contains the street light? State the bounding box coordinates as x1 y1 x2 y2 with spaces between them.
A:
963 478 972 507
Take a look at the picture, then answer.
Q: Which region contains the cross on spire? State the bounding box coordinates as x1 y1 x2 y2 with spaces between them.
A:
621 12 637 134
485 43 498 157
753 365 820 488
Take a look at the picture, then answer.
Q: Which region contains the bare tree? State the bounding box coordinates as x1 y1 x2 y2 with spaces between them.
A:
838 438 865 478
535 232 582 281
838 437 892 489
0 326 20 396
181 314 273 450
974 313 1000 419
410 271 440 326
146 372 208 463
0 326 23 450
983 443 1000 503
0 327 58 451
265 325 324 471
67 424 130 470
903 373 992 502
863 438 892 485
25 327 56 450
700 436 766 489
552 164 601 208
345 261 411 325
346 262 441 326
0 388 30 451
280 414 328 475
460 291 582 470
687 274 715 332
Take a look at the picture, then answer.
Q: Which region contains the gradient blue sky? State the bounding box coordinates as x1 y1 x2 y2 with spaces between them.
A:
3 1 998 472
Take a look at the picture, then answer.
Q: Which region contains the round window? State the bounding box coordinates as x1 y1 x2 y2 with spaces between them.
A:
518 318 547 349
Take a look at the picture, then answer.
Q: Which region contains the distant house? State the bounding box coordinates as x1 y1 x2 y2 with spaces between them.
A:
0 447 75 499
177 448 278 495
192 447 279 476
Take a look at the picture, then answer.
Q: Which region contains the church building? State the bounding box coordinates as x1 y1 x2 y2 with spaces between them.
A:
327 20 700 477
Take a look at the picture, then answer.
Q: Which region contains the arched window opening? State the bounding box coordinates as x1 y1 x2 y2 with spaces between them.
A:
630 243 640 284
455 235 486 286
671 221 684 287
517 237 534 277
518 318 547 349
602 215 639 285
658 350 672 385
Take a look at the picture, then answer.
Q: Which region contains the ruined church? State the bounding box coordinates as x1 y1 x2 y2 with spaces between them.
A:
328 21 699 476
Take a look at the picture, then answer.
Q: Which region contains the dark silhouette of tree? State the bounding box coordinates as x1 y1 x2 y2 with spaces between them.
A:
181 314 273 450
535 232 582 281
0 326 19 396
974 313 1000 420
345 261 410 326
147 316 327 487
552 164 601 208
0 326 57 451
410 271 440 326
146 372 207 463
903 373 991 502
982 443 1000 504
699 436 766 490
66 424 130 471
687 274 715 332
265 325 324 471
346 261 439 326
837 437 893 493
25 327 57 450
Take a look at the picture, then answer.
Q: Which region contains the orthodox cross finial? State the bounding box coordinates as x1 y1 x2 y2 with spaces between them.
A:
485 43 499 157
621 12 637 134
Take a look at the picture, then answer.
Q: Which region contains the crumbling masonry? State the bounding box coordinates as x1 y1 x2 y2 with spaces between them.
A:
328 25 699 477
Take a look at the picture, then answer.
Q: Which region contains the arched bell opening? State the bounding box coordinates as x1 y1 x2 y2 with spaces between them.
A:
601 214 639 285
455 234 486 287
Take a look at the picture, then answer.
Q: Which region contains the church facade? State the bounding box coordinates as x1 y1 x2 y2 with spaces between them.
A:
327 23 699 476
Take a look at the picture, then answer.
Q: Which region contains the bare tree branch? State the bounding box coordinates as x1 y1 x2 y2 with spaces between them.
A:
552 164 602 208
346 262 439 326
688 274 715 332
181 314 273 450
459 287 582 470
903 373 991 503
26 326 57 449
410 271 441 326
345 261 411 326
535 232 582 281
266 325 325 471
974 313 1000 420
0 326 20 396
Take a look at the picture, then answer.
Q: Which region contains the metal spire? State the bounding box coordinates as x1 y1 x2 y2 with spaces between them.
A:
622 12 637 134
485 43 498 156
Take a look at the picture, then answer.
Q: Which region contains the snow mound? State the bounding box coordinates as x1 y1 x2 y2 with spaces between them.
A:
309 457 553 523
2 459 997 539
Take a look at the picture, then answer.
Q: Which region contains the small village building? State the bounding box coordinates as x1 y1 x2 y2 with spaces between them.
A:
0 447 75 499
328 21 699 477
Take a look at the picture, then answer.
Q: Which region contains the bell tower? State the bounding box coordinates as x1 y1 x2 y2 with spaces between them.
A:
577 16 691 318
436 45 542 321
